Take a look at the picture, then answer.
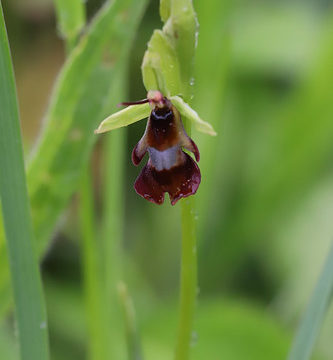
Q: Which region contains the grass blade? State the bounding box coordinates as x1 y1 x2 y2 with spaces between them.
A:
288 242 333 360
79 166 109 360
54 0 85 40
117 282 143 360
53 0 86 53
0 0 148 315
0 3 49 359
101 69 128 359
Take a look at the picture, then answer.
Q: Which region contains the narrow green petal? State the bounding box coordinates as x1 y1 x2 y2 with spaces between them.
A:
171 96 217 136
95 103 151 134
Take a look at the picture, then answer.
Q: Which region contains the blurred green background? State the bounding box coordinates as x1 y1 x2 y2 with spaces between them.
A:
1 0 333 359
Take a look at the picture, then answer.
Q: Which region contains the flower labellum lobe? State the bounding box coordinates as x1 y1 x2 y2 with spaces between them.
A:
126 91 201 205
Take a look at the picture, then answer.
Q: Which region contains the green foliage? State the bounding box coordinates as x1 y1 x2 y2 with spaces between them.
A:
0 3 49 359
1 0 333 359
118 282 143 360
79 168 109 360
101 74 128 359
288 244 333 360
142 300 291 360
0 324 17 360
54 0 86 48
0 0 148 314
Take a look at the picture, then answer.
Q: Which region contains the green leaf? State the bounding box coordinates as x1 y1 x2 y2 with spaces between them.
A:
0 323 18 360
141 300 291 360
0 0 148 315
95 103 151 134
171 96 217 136
118 282 143 360
54 0 86 41
288 242 333 360
28 0 147 259
0 3 49 359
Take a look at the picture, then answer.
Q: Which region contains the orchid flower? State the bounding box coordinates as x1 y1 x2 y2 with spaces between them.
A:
95 90 216 205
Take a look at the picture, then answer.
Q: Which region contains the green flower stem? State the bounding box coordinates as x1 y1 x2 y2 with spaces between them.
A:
0 3 49 359
176 197 197 360
140 0 200 357
169 1 198 358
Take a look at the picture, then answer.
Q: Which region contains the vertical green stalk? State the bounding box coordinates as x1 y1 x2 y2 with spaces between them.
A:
176 197 197 360
102 71 127 359
103 71 126 307
0 3 49 360
52 3 107 358
288 242 333 360
117 282 142 360
53 2 110 358
53 0 86 54
79 167 109 360
166 1 198 359
102 67 143 360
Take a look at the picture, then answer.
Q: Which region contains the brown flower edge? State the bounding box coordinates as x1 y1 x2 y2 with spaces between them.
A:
123 91 201 205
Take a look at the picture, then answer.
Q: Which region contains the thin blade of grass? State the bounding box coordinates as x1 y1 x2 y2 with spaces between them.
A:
53 2 108 358
54 0 85 38
0 3 49 359
101 68 128 359
53 0 86 52
288 242 333 360
118 282 143 360
0 0 148 315
79 166 110 360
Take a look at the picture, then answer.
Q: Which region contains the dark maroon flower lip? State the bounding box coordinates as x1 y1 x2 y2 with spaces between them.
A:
134 150 201 206
130 91 201 205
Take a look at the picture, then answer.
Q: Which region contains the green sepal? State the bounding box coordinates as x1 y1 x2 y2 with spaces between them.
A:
171 96 217 136
142 30 181 96
95 103 151 134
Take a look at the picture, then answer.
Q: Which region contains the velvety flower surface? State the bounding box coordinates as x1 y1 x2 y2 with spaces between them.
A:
131 91 201 205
